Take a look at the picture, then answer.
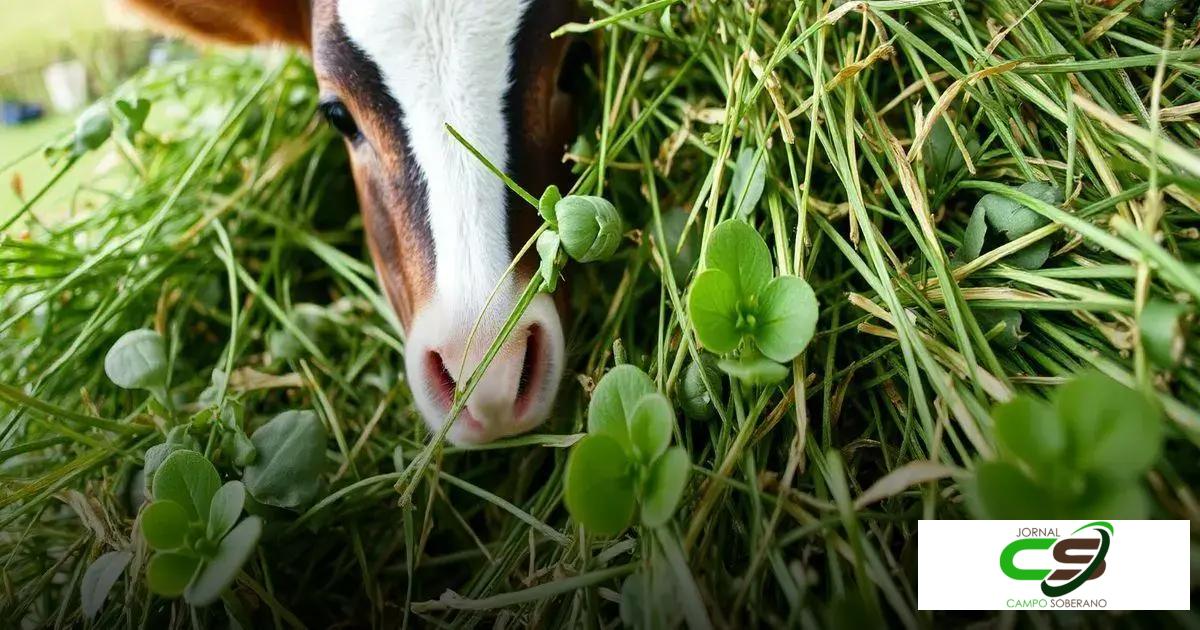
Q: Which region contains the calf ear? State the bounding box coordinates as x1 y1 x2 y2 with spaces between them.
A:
121 0 311 49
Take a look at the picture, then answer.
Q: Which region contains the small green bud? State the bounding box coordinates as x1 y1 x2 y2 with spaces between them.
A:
680 356 723 421
556 195 625 262
74 103 113 154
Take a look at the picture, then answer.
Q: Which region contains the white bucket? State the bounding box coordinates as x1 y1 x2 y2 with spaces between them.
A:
42 60 89 113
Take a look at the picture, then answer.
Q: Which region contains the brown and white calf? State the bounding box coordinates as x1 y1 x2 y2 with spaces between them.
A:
127 0 584 444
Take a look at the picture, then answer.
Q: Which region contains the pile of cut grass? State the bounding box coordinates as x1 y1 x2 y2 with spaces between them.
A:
2 1 1199 627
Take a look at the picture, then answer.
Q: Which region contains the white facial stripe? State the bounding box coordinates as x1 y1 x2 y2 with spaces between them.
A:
339 0 530 311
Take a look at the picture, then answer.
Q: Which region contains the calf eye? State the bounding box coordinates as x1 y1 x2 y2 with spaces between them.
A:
318 98 360 140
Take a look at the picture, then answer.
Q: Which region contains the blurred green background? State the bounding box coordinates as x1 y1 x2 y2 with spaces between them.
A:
0 0 155 218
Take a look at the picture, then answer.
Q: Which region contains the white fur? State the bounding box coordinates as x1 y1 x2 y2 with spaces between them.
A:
338 0 530 308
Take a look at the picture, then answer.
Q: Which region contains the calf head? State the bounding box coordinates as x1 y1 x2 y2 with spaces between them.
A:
128 0 585 443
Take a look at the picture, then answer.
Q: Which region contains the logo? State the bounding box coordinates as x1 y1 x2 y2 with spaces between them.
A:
917 520 1189 610
999 521 1111 597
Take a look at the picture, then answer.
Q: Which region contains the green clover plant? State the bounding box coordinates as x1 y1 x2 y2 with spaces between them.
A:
971 372 1163 519
686 220 818 384
960 181 1062 269
564 365 690 535
140 450 261 606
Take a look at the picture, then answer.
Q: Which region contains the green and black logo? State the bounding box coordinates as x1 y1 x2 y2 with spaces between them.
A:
1000 521 1112 597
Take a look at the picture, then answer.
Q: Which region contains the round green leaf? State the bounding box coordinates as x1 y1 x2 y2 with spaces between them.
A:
985 181 1060 240
730 148 767 217
152 450 220 522
971 461 1052 520
146 552 201 598
536 229 563 293
556 195 625 262
1055 372 1162 480
993 396 1064 479
977 310 1024 349
687 269 742 355
564 435 636 536
114 98 151 136
141 500 190 550
1141 0 1182 19
641 447 690 528
104 329 167 391
539 185 561 224
185 516 262 606
207 481 246 541
959 205 987 261
923 118 978 183
244 410 328 509
1075 481 1149 520
628 393 674 464
1140 300 1189 369
753 275 818 362
81 550 132 619
587 365 656 452
679 356 723 421
704 220 773 299
717 355 789 385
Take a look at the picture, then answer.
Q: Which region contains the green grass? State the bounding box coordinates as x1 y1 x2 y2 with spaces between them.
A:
1 1 1199 627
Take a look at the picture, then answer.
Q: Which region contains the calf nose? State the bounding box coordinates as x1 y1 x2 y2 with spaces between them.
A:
405 293 564 444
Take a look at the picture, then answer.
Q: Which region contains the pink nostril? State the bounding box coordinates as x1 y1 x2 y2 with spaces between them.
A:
424 350 457 411
513 324 545 421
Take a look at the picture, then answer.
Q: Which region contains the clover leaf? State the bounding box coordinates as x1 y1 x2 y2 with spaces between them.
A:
146 553 201 598
114 97 151 138
564 434 637 536
923 118 979 185
730 148 767 217
1141 0 1182 19
538 184 561 224
565 365 691 534
629 393 674 465
536 229 563 293
1140 300 1189 370
81 550 132 619
977 310 1024 349
754 275 818 362
687 220 818 381
152 450 220 521
586 364 655 451
688 269 741 354
143 425 198 492
105 329 168 398
704 220 772 299
961 181 1062 269
141 500 190 550
243 410 327 509
640 447 690 528
717 354 790 386
1055 372 1162 480
184 516 262 605
971 372 1163 520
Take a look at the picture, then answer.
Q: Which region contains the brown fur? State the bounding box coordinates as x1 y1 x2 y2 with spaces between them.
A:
121 0 310 48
